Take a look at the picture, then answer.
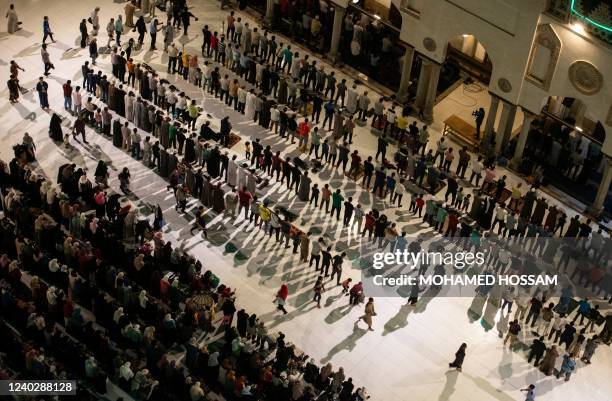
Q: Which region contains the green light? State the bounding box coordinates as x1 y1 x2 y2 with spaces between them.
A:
570 0 612 33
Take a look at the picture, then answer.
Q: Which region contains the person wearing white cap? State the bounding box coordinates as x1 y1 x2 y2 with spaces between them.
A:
189 381 204 401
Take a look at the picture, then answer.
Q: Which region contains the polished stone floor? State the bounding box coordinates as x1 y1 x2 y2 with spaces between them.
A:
1 1 610 400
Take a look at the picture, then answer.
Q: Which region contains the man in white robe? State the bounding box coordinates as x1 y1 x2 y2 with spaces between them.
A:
244 90 257 121
346 85 358 114
237 163 248 190
227 155 239 187
125 94 134 122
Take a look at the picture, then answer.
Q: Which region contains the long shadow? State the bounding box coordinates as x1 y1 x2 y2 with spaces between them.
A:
324 302 356 325
13 43 40 58
460 372 517 401
323 292 345 307
498 348 514 380
438 370 459 401
382 301 414 336
264 301 320 331
320 322 368 364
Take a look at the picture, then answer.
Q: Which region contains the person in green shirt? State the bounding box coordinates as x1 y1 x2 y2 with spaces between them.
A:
424 198 435 224
168 122 177 149
436 205 448 232
201 143 210 167
330 189 343 221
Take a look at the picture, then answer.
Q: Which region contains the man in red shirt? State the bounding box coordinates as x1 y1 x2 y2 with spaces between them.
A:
363 211 375 240
298 118 310 151
62 80 73 111
445 210 459 237
237 186 252 220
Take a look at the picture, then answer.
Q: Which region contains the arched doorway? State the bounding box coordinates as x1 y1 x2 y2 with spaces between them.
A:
418 34 494 143
444 34 493 87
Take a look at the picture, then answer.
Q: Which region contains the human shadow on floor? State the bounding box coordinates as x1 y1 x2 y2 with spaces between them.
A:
498 347 514 380
460 372 516 401
324 292 345 307
410 287 441 314
320 322 367 364
261 301 319 331
61 48 83 60
382 301 414 336
13 43 41 58
437 370 459 401
468 294 487 323
324 302 356 325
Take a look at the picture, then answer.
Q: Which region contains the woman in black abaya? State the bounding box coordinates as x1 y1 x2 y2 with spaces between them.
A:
49 113 63 141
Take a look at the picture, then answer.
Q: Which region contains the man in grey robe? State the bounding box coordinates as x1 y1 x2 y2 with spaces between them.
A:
298 171 311 202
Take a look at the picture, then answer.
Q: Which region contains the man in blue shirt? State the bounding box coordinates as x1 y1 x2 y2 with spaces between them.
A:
323 99 335 131
36 77 49 109
149 19 163 50
573 298 591 325
42 16 55 44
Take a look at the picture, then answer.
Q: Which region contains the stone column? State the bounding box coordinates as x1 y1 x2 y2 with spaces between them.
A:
328 5 346 63
510 109 535 169
482 94 500 143
592 157 612 212
396 46 415 103
421 61 441 124
264 0 275 26
495 101 517 155
413 58 430 112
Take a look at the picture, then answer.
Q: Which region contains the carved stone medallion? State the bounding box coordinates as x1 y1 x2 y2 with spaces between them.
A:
498 78 512 93
568 61 603 95
423 37 436 52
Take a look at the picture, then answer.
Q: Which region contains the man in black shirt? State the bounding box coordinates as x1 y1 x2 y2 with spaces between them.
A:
321 246 332 275
287 115 298 144
331 252 346 285
525 296 543 327
281 157 292 188
202 25 212 56
362 156 374 189
376 135 388 161
343 197 354 227
251 138 263 166
527 336 546 366
290 164 301 194
445 175 458 204
311 93 322 124
280 216 291 247
199 121 216 140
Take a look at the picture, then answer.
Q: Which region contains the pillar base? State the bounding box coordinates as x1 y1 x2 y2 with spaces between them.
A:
396 90 410 104
585 205 604 219
421 108 434 124
328 52 341 64
509 157 522 171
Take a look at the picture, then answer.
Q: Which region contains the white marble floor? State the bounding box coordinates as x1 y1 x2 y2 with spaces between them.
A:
1 1 611 401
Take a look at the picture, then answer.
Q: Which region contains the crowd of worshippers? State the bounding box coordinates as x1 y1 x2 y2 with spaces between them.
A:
0 152 369 401
45 46 612 304
498 289 611 382
516 114 604 185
